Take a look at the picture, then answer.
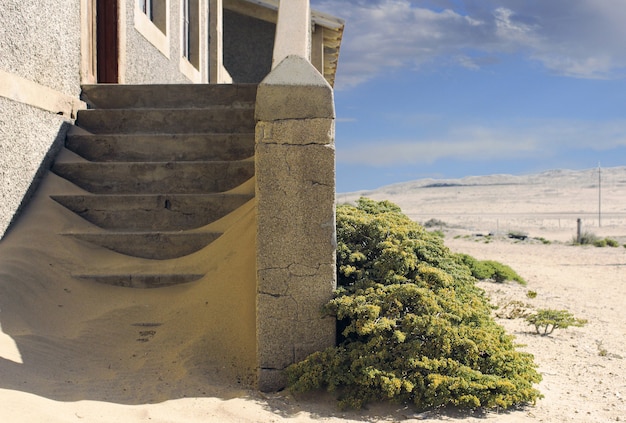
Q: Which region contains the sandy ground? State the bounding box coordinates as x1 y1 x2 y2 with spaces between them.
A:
1 167 625 422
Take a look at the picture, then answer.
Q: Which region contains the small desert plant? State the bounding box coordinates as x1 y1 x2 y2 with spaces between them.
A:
482 235 493 244
495 300 533 319
525 309 587 336
573 231 599 245
423 218 447 228
533 237 551 245
456 254 526 285
592 237 619 248
593 238 607 247
526 290 537 299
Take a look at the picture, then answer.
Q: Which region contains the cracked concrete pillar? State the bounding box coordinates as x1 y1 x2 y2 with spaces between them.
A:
255 55 336 392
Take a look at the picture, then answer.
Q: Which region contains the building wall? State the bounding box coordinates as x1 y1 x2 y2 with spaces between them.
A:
223 9 275 83
124 0 209 84
0 1 82 237
0 1 82 97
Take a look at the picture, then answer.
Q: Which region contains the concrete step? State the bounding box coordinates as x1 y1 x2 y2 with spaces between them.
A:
75 108 255 134
73 273 204 288
65 133 254 162
66 231 220 260
81 84 257 109
51 193 253 230
52 160 254 194
52 83 258 284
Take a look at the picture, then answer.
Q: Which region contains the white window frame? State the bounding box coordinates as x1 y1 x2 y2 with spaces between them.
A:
134 0 170 58
179 0 202 82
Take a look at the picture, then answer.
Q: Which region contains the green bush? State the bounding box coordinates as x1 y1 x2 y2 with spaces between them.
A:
593 238 607 247
430 229 445 238
456 255 526 284
525 309 587 336
591 237 619 248
287 198 542 410
574 231 599 245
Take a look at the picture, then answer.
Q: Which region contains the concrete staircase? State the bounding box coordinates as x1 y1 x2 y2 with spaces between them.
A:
51 84 257 288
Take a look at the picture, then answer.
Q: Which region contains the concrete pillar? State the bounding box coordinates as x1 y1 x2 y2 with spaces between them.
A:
272 0 311 67
255 55 336 391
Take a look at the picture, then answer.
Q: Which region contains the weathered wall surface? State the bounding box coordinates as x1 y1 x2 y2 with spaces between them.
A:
255 56 337 391
0 1 81 237
223 9 275 83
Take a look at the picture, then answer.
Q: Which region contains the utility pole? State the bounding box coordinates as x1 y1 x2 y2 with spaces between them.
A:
598 162 602 227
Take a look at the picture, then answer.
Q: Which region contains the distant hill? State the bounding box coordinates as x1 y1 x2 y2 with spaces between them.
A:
337 167 626 236
339 166 626 199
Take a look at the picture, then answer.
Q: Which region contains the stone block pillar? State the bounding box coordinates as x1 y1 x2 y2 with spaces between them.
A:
255 55 336 392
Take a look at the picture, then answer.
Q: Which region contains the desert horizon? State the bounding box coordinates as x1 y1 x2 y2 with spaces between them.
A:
339 166 626 243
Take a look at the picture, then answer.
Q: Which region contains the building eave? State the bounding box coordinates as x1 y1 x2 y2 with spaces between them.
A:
224 0 344 87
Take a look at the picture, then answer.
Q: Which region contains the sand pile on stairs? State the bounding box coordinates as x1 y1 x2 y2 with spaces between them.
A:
0 172 257 404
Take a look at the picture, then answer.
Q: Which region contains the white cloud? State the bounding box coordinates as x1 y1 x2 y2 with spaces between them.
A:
493 7 538 45
336 119 626 166
311 0 626 87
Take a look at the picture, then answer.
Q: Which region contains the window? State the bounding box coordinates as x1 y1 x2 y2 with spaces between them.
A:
139 0 152 18
179 0 201 81
181 0 199 68
182 0 190 61
135 0 170 57
139 0 166 34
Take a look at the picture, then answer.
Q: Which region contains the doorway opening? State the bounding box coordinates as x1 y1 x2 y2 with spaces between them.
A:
96 0 119 83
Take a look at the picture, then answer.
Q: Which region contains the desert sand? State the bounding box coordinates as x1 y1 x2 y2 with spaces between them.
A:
1 167 625 422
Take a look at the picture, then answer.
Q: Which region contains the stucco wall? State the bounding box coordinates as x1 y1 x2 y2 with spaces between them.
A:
223 9 275 83
124 1 209 83
0 99 69 237
0 1 82 238
0 1 82 97
124 2 186 84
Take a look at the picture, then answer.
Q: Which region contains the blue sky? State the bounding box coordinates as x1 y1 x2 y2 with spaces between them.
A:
310 0 626 192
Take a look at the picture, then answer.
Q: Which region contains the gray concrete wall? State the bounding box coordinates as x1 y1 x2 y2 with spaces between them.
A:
255 56 337 391
223 9 275 83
